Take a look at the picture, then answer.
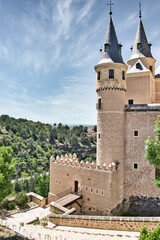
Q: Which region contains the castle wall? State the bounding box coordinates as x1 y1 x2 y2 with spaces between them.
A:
124 111 160 198
125 73 151 104
49 156 123 215
155 78 160 102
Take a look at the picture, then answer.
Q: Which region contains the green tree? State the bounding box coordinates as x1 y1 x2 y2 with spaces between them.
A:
35 174 49 198
0 146 16 202
14 179 22 193
93 125 97 132
15 192 28 208
145 116 160 185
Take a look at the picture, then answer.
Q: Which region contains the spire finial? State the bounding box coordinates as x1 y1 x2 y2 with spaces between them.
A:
108 0 114 16
139 2 142 19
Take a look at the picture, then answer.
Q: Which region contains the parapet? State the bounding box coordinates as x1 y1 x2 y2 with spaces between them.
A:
50 154 117 172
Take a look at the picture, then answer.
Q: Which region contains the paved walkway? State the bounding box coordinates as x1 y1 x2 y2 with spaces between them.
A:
0 207 140 240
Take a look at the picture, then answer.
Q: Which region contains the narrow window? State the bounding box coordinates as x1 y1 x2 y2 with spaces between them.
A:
91 188 93 193
96 190 98 194
86 187 88 191
148 43 152 51
128 99 134 105
104 43 109 52
137 43 141 50
98 134 100 139
97 98 102 110
134 163 138 169
149 66 153 72
134 130 139 137
119 43 122 54
109 69 114 79
122 71 125 80
97 71 101 80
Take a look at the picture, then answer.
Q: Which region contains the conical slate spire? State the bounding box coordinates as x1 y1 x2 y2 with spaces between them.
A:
129 18 153 60
98 16 124 64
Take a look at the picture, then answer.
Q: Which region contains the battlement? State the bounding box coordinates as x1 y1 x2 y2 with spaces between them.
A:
50 154 118 172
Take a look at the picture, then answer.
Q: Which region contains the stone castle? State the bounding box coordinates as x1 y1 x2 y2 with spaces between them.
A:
48 6 160 215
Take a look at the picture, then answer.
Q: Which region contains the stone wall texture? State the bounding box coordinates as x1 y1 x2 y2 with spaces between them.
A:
124 111 160 198
49 215 160 232
49 159 124 215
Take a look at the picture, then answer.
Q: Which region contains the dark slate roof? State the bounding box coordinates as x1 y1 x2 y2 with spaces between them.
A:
155 66 160 78
155 74 160 79
129 19 153 60
125 104 160 112
98 16 124 64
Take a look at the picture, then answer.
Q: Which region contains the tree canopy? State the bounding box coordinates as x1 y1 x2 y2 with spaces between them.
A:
145 116 160 186
145 116 160 168
0 146 16 202
0 115 96 177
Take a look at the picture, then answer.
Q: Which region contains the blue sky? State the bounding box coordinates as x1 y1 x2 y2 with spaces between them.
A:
0 0 160 125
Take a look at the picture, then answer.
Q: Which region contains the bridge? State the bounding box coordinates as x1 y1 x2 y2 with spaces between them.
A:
55 191 82 208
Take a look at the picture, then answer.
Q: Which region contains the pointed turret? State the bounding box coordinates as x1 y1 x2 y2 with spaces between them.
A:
127 7 155 75
98 16 124 65
129 18 153 60
126 6 156 105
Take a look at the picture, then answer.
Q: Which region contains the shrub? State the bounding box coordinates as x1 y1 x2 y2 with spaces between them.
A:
15 192 28 208
33 220 40 225
139 226 160 240
6 202 16 210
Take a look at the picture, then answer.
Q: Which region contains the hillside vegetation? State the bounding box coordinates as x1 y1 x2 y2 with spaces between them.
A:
0 115 96 178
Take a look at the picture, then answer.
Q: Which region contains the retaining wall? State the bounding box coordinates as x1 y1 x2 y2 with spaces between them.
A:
49 214 160 232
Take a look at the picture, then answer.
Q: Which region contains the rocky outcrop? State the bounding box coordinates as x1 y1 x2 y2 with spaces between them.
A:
111 196 160 216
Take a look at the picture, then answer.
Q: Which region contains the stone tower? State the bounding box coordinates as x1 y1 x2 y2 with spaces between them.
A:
126 11 156 104
94 12 127 170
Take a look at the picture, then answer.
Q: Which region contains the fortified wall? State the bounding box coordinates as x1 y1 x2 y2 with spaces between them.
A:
124 106 160 199
49 154 121 215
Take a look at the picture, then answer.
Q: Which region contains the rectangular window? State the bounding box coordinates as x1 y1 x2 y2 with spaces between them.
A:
134 130 139 137
122 71 125 80
97 98 102 110
134 163 138 169
149 66 153 72
128 99 134 105
137 43 141 50
98 134 100 139
97 71 101 80
109 69 114 79
104 43 109 52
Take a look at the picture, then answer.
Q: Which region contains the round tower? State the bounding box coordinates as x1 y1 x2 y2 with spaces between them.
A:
94 13 127 168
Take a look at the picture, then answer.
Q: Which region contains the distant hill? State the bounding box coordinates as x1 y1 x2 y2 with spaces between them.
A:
0 115 96 178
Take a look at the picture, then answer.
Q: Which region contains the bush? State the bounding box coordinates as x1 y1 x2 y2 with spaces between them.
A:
33 219 40 225
15 192 28 208
139 226 160 240
6 202 16 210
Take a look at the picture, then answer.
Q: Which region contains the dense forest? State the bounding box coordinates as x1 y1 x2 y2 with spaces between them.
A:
0 115 96 178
